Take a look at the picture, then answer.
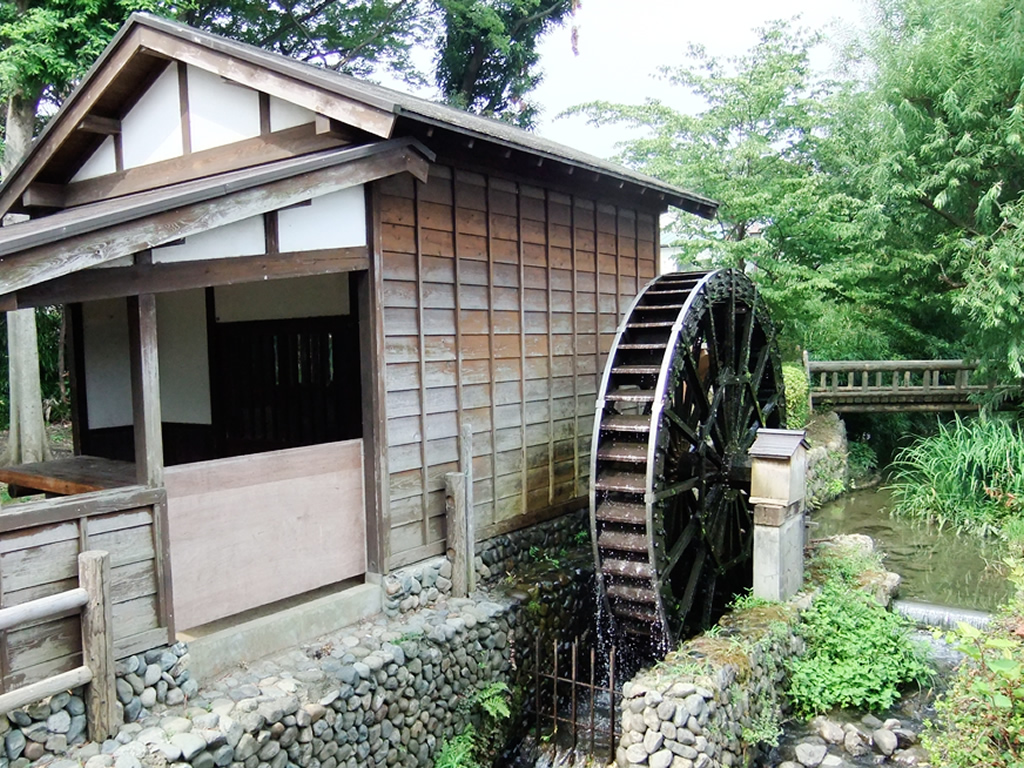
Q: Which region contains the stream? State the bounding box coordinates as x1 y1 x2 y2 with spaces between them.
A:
810 485 1014 613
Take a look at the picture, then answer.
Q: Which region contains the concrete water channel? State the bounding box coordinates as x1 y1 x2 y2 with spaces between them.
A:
810 486 1013 613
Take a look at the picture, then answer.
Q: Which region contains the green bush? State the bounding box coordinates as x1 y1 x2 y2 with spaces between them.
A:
847 441 878 479
782 363 809 429
786 552 931 717
889 415 1024 537
924 559 1024 767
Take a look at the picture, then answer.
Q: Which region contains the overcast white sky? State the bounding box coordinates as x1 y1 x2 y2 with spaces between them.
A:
530 0 869 159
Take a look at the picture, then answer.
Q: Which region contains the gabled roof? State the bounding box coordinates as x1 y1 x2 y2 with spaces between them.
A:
0 13 717 220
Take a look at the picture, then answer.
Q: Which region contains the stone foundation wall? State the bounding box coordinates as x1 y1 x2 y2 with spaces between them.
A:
3 538 592 768
382 507 587 617
1 643 193 766
617 606 801 768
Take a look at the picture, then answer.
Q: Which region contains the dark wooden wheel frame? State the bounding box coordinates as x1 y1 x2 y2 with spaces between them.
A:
589 269 785 651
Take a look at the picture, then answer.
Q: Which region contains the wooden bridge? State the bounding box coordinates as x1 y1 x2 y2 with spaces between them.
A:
805 355 988 413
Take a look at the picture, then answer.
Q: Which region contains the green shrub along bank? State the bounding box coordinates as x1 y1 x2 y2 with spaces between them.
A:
785 545 931 718
889 415 1024 538
924 558 1024 768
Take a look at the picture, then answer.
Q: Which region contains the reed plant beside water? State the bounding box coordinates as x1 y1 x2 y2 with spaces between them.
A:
889 415 1024 538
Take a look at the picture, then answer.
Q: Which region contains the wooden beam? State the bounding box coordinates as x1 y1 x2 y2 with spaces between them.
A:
1 145 428 297
15 247 369 308
0 27 148 218
315 114 357 141
77 115 121 135
0 485 163 534
79 551 117 742
21 183 67 209
55 123 348 210
137 27 396 138
128 294 164 487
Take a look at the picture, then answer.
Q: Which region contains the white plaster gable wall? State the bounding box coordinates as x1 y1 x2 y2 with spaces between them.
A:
187 65 261 152
71 136 117 182
269 96 315 131
121 63 183 169
152 216 266 263
278 187 367 251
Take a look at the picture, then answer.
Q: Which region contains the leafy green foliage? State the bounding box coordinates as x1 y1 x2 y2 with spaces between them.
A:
781 363 809 429
434 724 479 768
435 680 512 768
889 415 1024 537
434 0 574 127
566 19 956 364
787 549 931 717
924 558 1024 767
847 441 878 479
0 307 68 429
862 0 1024 391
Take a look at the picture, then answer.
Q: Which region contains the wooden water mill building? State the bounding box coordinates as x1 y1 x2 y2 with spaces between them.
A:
0 13 715 686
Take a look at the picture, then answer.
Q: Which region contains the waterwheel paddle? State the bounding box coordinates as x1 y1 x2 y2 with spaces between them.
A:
589 269 785 651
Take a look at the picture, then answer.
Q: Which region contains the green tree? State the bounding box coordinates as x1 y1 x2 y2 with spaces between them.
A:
567 21 944 360
864 0 1024 390
434 0 575 127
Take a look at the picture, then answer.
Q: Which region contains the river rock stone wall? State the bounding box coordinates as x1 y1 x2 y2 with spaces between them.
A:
382 506 587 617
0 643 192 767
617 605 801 768
3 535 592 768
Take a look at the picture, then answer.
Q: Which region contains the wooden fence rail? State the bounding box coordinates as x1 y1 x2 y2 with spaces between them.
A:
804 354 987 413
0 551 116 741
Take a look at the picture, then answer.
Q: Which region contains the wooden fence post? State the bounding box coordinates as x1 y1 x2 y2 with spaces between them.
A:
445 472 468 598
460 423 476 592
79 551 116 741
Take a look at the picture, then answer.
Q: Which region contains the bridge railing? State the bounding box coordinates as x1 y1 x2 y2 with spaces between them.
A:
804 355 987 413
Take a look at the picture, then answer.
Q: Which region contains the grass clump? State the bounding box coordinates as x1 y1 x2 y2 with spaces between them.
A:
889 414 1024 537
924 558 1024 767
786 545 931 717
434 682 512 768
782 363 809 429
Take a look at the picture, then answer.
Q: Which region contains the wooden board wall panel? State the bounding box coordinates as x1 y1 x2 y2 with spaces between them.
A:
165 440 364 630
1 539 80 594
378 164 666 564
7 618 81 675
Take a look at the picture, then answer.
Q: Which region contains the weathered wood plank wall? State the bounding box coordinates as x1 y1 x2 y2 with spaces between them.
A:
164 439 365 631
0 487 172 691
377 167 658 568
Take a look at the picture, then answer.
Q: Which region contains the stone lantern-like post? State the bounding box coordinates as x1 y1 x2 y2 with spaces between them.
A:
749 429 808 601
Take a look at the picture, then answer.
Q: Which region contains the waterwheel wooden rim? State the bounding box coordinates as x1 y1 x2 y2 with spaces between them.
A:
589 269 785 651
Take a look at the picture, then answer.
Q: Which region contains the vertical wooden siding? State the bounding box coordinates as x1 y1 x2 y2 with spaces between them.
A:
378 167 658 567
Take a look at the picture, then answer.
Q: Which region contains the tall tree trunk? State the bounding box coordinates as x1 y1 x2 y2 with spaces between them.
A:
2 87 51 468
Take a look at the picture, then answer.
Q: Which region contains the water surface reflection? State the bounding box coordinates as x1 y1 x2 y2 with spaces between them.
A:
811 486 1013 612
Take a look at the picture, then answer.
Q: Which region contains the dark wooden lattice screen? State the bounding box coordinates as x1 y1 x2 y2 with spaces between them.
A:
213 315 360 456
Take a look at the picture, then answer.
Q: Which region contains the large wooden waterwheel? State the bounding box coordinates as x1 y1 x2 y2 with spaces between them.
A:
589 269 785 651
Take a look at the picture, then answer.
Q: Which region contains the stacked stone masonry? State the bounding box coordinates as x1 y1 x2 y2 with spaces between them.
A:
0 520 590 768
382 508 587 616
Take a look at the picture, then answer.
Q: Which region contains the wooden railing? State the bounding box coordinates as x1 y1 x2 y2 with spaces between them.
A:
805 355 987 413
0 551 116 740
0 485 173 690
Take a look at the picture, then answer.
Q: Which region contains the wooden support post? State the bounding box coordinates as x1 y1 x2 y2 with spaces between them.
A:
460 423 476 592
128 294 163 487
79 551 117 741
445 472 469 598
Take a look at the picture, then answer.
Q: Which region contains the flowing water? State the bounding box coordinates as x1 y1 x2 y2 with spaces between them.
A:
811 486 1013 612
